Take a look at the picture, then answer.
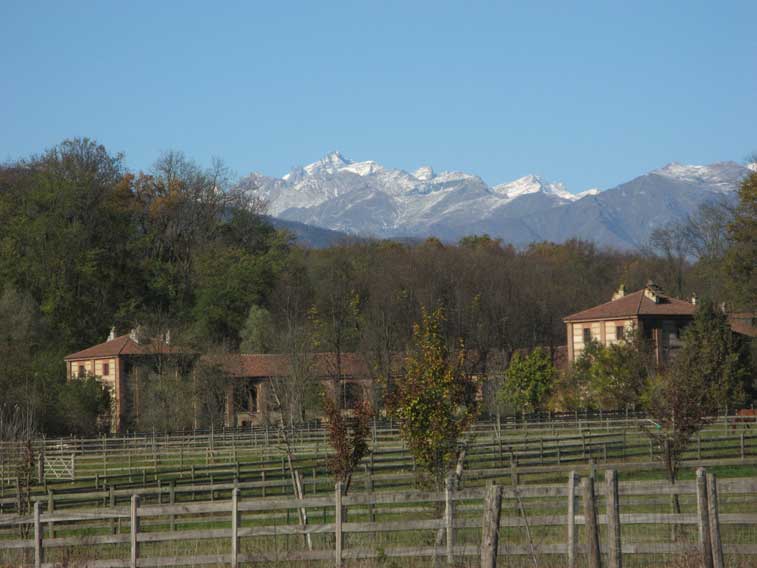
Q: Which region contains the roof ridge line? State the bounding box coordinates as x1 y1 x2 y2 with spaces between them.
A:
564 289 642 318
117 334 131 356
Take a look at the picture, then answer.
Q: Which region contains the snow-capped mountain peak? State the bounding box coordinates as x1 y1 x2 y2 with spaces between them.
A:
303 151 351 176
239 154 751 249
413 166 435 181
340 160 384 176
492 174 574 201
651 161 745 193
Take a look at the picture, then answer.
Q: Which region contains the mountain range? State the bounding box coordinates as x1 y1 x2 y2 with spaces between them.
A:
237 153 754 249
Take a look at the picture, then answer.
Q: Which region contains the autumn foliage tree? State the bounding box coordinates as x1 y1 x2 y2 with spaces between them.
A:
389 307 478 490
323 394 372 494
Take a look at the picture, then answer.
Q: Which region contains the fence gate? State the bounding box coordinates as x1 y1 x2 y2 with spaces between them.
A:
44 454 74 480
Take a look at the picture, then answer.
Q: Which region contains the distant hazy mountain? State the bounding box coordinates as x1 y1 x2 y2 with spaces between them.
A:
239 153 752 249
265 216 349 248
521 162 748 249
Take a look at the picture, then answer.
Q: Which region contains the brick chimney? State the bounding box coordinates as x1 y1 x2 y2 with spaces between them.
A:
644 280 664 304
612 284 626 301
129 326 141 344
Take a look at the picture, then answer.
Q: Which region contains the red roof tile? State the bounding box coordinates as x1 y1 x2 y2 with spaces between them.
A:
728 313 757 337
564 289 696 322
211 352 394 379
64 335 179 360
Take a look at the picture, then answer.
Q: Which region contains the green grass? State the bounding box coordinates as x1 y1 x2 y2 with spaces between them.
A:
2 421 756 566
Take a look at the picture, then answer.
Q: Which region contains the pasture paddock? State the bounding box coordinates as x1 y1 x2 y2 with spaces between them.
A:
2 415 757 566
1 470 756 567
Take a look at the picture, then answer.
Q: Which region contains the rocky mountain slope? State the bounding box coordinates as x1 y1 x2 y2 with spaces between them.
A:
238 153 751 249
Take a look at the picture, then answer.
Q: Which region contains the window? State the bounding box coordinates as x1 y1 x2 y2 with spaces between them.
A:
583 328 592 343
78 365 86 377
616 326 625 341
341 382 364 409
102 363 109 376
234 382 258 414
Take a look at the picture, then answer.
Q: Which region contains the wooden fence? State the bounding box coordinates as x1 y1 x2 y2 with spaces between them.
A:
1 469 756 567
4 412 752 480
2 417 755 516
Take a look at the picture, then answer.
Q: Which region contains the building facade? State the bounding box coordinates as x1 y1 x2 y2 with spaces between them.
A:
215 352 388 428
64 331 185 432
563 282 696 366
65 334 391 432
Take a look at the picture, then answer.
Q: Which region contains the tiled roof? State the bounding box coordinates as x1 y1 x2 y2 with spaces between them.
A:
211 352 397 379
564 289 696 322
728 313 757 337
64 335 178 360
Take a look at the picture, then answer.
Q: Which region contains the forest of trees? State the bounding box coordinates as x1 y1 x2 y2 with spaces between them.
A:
0 139 754 436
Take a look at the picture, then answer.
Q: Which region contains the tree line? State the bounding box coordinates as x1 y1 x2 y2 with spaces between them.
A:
0 138 754 437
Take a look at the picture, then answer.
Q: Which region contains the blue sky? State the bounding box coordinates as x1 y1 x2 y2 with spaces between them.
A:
1 1 755 192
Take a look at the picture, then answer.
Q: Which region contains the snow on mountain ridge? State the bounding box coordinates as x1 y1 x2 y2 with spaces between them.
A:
575 188 601 199
413 166 434 180
240 153 749 246
303 151 351 175
651 161 746 193
492 174 575 202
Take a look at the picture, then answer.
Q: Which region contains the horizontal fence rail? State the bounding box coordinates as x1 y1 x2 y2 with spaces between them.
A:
2 416 755 516
1 470 756 567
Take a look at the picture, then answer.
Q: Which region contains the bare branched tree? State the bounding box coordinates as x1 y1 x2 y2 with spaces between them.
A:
0 403 37 533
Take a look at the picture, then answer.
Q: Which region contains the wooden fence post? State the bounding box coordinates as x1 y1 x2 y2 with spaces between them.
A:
37 451 45 485
697 432 702 459
34 500 43 568
446 475 455 565
567 471 578 568
231 487 240 568
365 465 375 522
130 495 140 568
47 490 55 539
109 485 116 535
582 476 601 568
480 483 503 568
605 469 621 568
335 481 343 568
169 480 176 532
706 473 724 568
696 468 713 568
621 429 626 461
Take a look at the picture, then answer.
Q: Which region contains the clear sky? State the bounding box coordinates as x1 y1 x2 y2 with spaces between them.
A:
1 1 755 193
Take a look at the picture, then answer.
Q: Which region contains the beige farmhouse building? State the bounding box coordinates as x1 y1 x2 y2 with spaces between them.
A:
65 333 389 432
563 282 697 366
64 331 185 431
66 280 754 432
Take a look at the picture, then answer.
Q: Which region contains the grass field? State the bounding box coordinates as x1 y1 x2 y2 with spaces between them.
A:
2 416 757 566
